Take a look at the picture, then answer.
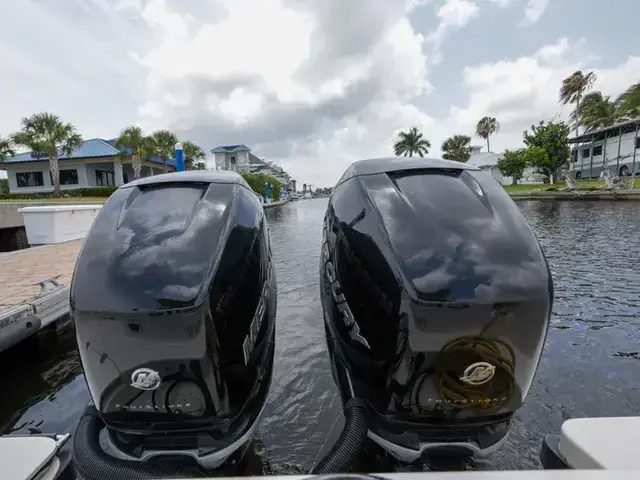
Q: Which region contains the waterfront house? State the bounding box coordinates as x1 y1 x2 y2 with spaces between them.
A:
212 145 264 173
213 144 297 193
0 138 176 194
468 146 545 185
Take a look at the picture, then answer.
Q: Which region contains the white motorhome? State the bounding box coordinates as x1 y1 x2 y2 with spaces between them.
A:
570 118 640 179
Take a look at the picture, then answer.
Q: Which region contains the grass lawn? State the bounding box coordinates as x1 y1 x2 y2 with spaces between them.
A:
504 178 639 194
0 197 108 203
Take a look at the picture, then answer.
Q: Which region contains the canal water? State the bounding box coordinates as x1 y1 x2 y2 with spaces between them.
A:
1 199 639 473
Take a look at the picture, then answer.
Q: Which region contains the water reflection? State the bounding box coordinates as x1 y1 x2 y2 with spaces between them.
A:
1 199 639 473
0 323 88 435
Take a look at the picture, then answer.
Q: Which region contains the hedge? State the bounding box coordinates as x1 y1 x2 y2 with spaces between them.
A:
0 186 117 200
241 173 281 201
0 179 8 195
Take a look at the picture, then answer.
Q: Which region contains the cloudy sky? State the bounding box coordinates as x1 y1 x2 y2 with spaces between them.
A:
1 0 639 186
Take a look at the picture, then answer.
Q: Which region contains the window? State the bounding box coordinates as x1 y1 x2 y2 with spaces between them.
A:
582 149 590 158
50 169 78 185
593 145 603 156
16 171 44 187
636 137 640 149
96 170 115 186
230 155 236 164
571 150 578 163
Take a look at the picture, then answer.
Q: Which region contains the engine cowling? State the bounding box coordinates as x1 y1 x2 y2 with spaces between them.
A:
320 157 552 460
70 171 276 465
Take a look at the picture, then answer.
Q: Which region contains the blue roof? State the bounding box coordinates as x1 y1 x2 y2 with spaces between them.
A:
6 138 177 167
211 144 251 153
7 138 118 162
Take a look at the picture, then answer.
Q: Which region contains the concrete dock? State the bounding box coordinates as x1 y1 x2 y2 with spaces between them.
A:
0 240 82 352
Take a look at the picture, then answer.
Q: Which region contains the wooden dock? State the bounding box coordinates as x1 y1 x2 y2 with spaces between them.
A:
0 240 83 352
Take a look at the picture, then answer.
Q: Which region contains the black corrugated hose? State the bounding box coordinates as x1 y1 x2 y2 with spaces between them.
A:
310 398 369 475
73 405 210 479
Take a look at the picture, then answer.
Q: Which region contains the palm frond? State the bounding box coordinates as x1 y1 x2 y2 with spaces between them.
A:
0 136 15 161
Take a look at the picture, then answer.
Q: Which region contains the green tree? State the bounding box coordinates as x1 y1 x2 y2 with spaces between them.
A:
11 112 83 197
573 91 616 132
115 126 146 180
150 130 178 173
559 70 596 137
0 135 15 162
497 149 527 185
521 146 550 180
475 116 500 153
393 127 431 157
441 135 472 162
182 141 207 170
615 82 640 119
241 172 281 201
523 121 570 183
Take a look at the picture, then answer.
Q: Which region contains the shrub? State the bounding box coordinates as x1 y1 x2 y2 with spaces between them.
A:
0 178 8 195
0 186 116 200
241 173 281 201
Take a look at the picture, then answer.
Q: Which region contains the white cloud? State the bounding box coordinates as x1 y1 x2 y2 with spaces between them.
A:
426 0 479 65
488 0 516 6
487 0 548 24
1 0 639 187
133 0 433 184
522 0 549 25
448 37 640 152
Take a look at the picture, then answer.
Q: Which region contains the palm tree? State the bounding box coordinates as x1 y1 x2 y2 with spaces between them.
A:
559 70 596 137
393 127 431 157
140 136 159 175
573 91 616 132
115 126 146 180
615 82 640 119
0 136 15 162
11 113 83 197
182 141 207 170
441 135 472 162
150 130 178 173
475 117 500 153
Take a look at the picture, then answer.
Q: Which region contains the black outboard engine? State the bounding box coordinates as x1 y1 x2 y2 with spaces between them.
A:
319 157 552 468
70 171 276 478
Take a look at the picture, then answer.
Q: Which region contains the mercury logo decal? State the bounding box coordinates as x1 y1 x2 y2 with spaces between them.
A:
130 368 161 391
322 239 370 350
459 362 496 386
242 258 272 365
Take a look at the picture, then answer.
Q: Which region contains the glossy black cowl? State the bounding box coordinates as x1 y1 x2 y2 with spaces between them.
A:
321 158 553 426
70 171 276 439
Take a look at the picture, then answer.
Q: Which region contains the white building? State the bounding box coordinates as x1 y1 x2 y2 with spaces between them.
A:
0 138 176 194
212 145 265 173
468 146 544 186
212 144 297 193
569 118 640 179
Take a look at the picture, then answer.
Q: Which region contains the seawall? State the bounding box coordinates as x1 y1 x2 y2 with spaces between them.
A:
509 190 640 201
